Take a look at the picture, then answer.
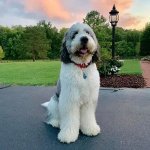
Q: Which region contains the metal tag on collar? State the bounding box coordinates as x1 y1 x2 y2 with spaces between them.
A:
83 72 87 79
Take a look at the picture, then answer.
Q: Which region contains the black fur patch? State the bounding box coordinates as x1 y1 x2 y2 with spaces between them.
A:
60 41 72 64
92 46 100 63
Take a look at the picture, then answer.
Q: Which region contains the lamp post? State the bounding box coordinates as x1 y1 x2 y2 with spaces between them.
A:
109 5 119 59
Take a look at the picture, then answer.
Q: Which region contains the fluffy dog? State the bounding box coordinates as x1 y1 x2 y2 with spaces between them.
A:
42 23 100 143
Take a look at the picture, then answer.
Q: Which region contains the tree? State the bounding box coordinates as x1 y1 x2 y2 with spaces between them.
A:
48 27 60 59
6 31 25 60
126 29 140 46
115 27 127 42
59 28 68 40
0 26 25 60
22 26 49 61
116 41 136 58
140 23 150 56
0 26 12 59
10 26 26 59
38 20 64 59
115 28 141 57
0 46 5 60
83 11 111 45
83 10 108 30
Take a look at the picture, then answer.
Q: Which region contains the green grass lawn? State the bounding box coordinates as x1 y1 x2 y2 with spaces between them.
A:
0 61 61 85
119 59 142 75
0 59 142 86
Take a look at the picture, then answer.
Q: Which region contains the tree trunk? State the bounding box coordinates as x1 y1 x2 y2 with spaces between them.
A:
32 54 35 62
32 48 36 62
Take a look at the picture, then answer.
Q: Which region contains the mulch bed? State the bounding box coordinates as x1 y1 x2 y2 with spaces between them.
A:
100 75 146 88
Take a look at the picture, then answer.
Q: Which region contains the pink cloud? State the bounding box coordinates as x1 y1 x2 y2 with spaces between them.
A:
24 0 71 22
91 0 143 29
91 0 133 16
118 13 142 29
6 0 72 22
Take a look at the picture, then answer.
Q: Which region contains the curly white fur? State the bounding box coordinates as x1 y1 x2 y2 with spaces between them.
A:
42 23 100 143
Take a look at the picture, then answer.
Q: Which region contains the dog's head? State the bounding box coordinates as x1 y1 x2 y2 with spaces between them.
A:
61 23 100 64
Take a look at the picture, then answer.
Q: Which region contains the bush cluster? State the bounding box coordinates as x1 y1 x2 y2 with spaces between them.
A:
98 48 123 76
141 56 150 61
98 59 123 77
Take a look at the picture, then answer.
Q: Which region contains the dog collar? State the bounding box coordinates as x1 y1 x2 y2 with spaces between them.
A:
72 61 92 69
71 61 92 79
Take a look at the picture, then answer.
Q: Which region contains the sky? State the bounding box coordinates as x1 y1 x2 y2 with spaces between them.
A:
0 0 150 30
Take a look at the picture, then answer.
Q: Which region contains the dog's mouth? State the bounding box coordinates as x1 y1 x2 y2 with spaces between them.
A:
79 48 88 56
74 47 89 57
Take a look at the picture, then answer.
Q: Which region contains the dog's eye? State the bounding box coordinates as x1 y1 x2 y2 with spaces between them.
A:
85 30 94 39
72 31 78 39
85 30 90 34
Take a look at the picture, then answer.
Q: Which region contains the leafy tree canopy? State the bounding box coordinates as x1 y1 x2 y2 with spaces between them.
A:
83 10 111 42
22 26 49 61
140 23 150 56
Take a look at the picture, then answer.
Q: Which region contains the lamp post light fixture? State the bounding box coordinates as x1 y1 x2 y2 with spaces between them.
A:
109 5 119 59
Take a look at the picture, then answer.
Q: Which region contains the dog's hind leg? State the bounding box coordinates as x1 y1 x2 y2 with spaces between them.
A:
41 95 60 128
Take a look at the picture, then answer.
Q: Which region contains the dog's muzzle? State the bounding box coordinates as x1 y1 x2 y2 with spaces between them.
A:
75 36 89 56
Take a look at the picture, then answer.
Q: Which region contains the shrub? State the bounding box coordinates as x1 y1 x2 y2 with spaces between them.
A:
109 59 123 68
98 49 123 76
98 48 111 76
100 48 111 62
141 56 150 61
108 59 123 75
99 62 112 77
0 46 5 60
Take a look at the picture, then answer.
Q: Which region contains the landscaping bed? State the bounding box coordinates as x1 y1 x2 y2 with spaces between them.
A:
100 75 145 88
99 59 146 88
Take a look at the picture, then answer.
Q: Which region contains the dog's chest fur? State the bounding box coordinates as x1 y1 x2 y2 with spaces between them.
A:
59 63 100 104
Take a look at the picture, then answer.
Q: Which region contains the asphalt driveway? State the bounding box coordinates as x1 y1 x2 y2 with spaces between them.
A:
0 86 150 150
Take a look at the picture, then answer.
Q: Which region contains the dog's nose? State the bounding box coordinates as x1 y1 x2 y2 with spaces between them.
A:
80 36 88 44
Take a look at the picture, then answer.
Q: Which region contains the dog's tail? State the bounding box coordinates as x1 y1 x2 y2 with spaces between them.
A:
41 95 59 127
41 101 49 108
41 95 59 110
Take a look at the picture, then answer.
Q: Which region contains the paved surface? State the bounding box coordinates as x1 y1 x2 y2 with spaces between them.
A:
141 61 150 87
0 86 150 150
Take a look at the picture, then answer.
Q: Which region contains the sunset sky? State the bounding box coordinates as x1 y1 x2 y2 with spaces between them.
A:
0 0 150 30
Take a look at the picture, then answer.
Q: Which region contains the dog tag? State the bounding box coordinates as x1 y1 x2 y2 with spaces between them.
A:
83 72 87 79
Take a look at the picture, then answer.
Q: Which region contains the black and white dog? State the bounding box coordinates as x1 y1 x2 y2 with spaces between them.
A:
42 23 100 143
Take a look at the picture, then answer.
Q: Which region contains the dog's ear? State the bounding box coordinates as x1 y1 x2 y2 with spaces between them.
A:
92 44 100 63
60 34 71 64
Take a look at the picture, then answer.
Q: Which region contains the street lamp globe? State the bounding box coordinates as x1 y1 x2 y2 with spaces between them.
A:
109 5 119 26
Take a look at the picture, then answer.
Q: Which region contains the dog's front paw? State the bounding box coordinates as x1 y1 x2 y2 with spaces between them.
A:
58 128 79 143
81 124 101 136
